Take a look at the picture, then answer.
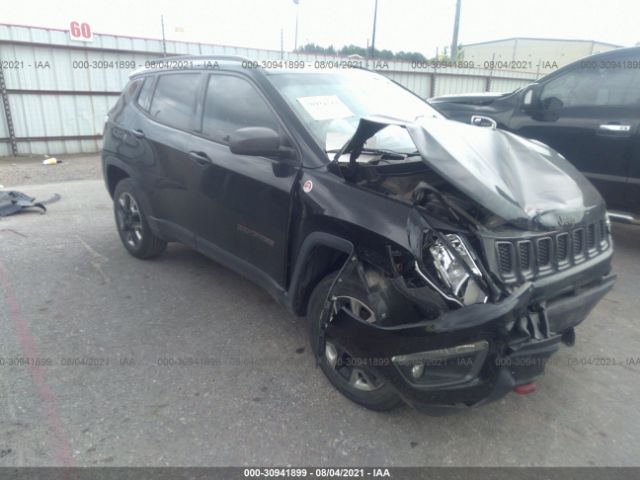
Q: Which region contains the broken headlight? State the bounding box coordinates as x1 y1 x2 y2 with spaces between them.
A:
426 234 488 305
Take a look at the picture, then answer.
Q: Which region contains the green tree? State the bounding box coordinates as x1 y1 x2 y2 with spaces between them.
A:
297 42 427 62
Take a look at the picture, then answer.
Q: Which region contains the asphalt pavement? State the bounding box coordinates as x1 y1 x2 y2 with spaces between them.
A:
0 157 638 466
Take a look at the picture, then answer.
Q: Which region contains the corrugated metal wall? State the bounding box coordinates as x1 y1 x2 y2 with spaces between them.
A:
0 24 537 156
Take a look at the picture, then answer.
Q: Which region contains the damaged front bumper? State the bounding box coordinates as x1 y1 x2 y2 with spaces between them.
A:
324 272 616 413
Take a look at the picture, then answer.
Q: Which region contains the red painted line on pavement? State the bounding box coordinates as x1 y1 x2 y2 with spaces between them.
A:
0 260 75 466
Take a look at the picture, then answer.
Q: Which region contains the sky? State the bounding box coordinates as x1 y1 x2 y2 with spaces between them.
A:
4 0 640 56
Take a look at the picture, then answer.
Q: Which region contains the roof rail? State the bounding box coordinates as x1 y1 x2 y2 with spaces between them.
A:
128 54 253 78
145 53 253 63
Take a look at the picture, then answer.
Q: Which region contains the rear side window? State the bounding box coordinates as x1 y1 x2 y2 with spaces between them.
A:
149 73 200 130
596 65 640 105
202 75 280 143
136 77 154 111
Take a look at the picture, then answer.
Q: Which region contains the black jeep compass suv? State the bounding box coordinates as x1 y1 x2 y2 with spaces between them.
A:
102 56 615 413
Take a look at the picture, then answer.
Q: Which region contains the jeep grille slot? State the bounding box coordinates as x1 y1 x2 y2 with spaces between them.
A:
557 233 569 262
536 237 552 268
497 242 513 274
491 220 610 283
598 220 609 248
586 223 596 250
518 241 532 272
573 228 585 259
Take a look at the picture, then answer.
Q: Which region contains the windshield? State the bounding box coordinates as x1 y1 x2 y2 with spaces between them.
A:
268 69 442 154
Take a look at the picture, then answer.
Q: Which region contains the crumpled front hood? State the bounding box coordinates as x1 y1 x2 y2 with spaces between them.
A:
339 115 606 230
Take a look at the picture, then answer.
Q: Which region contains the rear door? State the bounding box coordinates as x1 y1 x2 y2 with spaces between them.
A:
142 72 204 244
508 54 640 211
188 73 300 287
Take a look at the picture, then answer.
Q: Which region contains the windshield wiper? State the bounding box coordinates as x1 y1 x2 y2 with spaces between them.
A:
327 147 420 160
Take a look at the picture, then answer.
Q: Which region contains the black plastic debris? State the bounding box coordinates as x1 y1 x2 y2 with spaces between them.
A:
0 191 61 217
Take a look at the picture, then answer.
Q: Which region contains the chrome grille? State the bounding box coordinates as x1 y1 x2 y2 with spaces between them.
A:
492 220 610 282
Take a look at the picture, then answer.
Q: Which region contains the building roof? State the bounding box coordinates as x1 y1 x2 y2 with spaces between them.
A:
463 37 623 48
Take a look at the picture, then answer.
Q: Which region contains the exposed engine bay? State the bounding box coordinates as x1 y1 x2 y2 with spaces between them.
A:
330 115 607 232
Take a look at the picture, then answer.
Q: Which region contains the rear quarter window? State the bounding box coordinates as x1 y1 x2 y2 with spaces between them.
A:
136 77 155 111
148 73 200 130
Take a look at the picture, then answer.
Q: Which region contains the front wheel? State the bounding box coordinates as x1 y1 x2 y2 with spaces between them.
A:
113 178 167 259
308 272 402 411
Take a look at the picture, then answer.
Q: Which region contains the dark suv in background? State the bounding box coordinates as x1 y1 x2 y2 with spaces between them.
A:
429 47 640 223
102 57 615 413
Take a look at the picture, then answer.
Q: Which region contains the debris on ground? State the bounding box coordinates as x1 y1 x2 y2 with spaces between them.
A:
42 157 62 165
0 191 61 217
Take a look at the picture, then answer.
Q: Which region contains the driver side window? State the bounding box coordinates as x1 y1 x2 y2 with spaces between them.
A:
541 58 640 109
540 68 602 109
201 75 281 144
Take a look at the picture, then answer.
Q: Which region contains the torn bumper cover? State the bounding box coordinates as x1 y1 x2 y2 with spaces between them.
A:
324 273 616 413
0 191 61 217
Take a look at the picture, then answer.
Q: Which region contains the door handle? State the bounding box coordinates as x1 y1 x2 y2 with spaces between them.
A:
598 124 632 133
189 151 211 165
131 129 146 139
470 115 497 129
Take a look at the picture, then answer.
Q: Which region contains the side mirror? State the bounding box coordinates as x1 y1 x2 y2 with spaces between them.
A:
229 127 294 159
520 84 542 114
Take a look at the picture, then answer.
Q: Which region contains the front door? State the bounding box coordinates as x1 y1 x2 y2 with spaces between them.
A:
189 73 299 287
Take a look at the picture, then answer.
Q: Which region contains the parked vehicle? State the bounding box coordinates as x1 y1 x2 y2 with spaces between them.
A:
429 47 640 223
102 56 615 413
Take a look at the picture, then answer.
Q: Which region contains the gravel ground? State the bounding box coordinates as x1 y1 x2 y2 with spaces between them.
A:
0 155 101 189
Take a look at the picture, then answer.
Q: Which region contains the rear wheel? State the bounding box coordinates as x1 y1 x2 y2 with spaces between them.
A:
113 179 167 259
308 272 402 411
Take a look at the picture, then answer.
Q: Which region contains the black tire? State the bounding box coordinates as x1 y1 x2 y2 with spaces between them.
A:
113 178 167 259
308 271 403 411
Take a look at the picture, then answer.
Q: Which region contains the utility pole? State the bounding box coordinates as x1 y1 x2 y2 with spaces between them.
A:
280 29 284 59
293 0 300 51
486 52 496 92
370 0 379 62
161 15 167 57
366 38 370 68
450 0 461 61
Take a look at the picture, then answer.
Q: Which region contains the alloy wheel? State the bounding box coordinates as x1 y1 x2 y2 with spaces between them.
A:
324 295 383 392
116 192 143 248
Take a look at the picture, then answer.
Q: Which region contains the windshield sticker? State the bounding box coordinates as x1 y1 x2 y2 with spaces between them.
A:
296 95 353 121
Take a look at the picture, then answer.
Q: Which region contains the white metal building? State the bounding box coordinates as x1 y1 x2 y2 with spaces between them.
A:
460 38 622 75
0 24 537 156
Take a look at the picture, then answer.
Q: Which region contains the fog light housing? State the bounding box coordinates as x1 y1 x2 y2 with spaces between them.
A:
392 340 489 388
411 363 425 379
